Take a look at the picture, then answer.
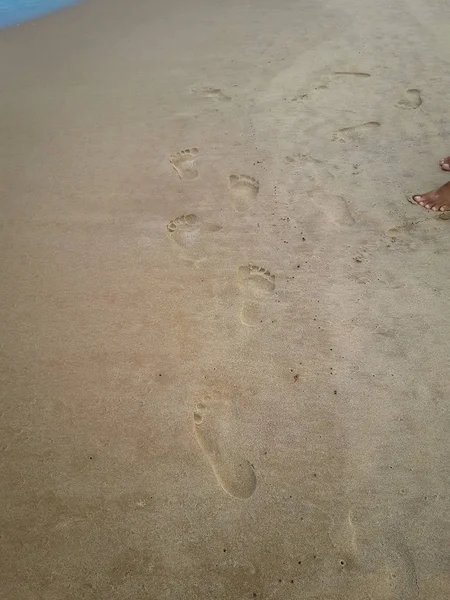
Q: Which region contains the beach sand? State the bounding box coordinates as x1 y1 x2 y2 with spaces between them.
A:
1 0 450 598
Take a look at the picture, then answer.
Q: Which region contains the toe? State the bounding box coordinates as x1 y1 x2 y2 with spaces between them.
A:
413 194 442 209
425 200 438 209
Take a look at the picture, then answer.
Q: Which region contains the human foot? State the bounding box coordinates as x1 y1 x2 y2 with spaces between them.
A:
413 180 450 211
440 156 450 172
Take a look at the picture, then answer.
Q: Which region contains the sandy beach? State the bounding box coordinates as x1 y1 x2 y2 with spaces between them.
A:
1 0 450 598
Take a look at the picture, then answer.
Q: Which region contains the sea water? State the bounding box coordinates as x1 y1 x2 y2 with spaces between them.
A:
0 0 81 29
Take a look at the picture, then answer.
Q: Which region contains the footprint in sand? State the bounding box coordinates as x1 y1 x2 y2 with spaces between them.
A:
330 509 359 555
285 154 324 167
229 174 259 213
191 87 231 102
396 89 422 110
237 264 275 326
385 221 419 237
332 121 381 142
166 214 221 262
193 400 257 499
169 148 199 180
285 154 336 186
330 513 420 599
307 189 355 227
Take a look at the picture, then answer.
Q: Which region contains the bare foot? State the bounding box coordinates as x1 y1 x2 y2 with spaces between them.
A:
413 180 450 211
440 156 450 171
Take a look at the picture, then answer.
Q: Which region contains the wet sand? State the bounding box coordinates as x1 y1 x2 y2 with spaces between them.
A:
1 0 450 598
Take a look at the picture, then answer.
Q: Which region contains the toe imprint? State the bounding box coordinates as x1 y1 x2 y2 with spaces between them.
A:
167 214 199 234
238 264 276 293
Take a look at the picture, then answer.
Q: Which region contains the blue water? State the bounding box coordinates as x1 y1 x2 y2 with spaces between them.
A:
0 0 81 29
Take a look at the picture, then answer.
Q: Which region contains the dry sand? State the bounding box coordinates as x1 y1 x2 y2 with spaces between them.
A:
1 0 450 598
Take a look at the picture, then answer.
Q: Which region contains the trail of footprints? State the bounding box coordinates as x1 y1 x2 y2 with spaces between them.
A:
165 168 272 496
167 119 272 497
164 74 408 500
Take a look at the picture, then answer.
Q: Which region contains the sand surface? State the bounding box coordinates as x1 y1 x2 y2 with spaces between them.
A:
1 0 450 598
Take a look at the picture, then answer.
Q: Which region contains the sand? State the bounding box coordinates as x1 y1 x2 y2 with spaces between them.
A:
1 0 450 598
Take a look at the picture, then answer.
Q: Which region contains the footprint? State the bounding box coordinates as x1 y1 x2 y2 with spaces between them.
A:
385 223 416 237
307 190 355 227
167 213 201 245
166 214 220 262
385 219 426 237
285 154 336 186
169 148 199 180
330 513 420 599
396 89 422 110
191 87 231 101
285 154 324 168
237 265 275 326
332 121 381 142
330 510 359 554
229 175 259 213
193 400 257 499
